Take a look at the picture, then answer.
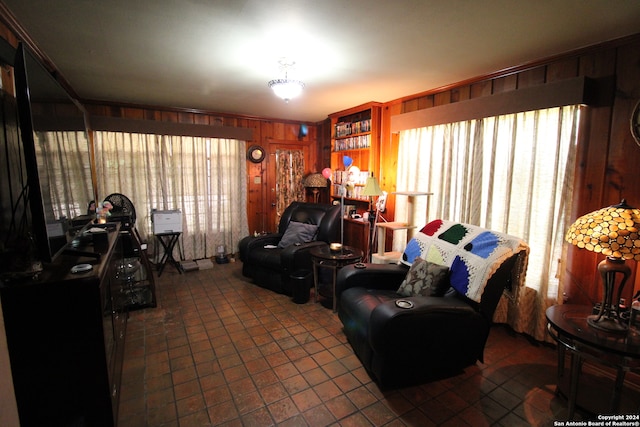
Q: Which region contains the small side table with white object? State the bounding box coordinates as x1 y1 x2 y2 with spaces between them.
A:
155 232 182 276
151 209 183 276
371 221 416 264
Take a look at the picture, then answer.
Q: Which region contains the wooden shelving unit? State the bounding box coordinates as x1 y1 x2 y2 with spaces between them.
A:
0 222 128 426
329 102 382 205
328 102 382 252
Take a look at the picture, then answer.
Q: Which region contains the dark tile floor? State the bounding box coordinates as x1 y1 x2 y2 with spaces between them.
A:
116 260 632 426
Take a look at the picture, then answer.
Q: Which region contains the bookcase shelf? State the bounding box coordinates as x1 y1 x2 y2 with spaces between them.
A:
329 102 382 252
329 102 381 200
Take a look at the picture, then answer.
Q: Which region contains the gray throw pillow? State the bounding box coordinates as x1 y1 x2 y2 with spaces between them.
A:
277 221 319 248
397 258 450 297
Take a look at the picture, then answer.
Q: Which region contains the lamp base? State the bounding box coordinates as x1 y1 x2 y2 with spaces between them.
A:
587 315 628 333
586 257 632 334
366 207 376 263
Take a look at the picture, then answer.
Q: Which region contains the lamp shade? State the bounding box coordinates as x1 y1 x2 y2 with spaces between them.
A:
268 78 304 102
303 173 328 188
565 199 640 261
362 174 383 197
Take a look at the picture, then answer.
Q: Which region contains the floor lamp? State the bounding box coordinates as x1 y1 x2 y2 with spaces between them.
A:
565 199 640 333
362 173 383 262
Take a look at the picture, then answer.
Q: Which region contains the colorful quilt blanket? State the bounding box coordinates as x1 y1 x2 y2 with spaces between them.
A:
401 219 529 303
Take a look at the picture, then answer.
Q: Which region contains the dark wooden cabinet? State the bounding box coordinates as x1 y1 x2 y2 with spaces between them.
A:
0 223 127 427
116 226 156 311
342 217 370 254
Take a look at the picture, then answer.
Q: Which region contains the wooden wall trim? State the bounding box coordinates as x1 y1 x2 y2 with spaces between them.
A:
84 99 318 126
390 76 597 132
388 33 640 107
88 115 253 140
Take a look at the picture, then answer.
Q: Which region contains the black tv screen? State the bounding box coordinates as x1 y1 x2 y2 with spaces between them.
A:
14 43 94 264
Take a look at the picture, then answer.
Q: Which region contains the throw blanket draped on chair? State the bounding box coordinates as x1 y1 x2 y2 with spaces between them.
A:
401 219 529 303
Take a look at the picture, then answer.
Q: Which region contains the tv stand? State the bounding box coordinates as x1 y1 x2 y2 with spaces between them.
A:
0 222 126 426
62 247 102 261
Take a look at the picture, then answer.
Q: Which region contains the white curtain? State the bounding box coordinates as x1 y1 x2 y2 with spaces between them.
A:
38 131 94 219
94 132 248 260
396 105 581 341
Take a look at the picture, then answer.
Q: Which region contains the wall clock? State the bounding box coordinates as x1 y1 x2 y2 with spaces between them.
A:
632 100 640 147
247 145 265 163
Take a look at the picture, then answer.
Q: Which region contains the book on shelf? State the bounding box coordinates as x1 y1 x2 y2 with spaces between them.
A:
331 170 370 200
332 170 368 186
333 134 371 151
334 119 371 138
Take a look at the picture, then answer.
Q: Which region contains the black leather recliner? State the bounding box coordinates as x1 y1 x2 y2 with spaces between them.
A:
239 202 341 295
336 222 528 388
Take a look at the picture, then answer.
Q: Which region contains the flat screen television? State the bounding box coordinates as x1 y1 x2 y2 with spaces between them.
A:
14 42 94 264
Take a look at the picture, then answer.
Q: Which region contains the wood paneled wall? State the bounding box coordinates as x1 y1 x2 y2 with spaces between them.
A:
379 34 640 306
84 103 319 236
2 5 639 305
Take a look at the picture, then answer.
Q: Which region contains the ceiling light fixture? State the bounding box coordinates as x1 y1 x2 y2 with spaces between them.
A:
268 60 304 103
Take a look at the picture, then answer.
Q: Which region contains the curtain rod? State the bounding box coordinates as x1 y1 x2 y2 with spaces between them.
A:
87 115 253 140
391 76 608 133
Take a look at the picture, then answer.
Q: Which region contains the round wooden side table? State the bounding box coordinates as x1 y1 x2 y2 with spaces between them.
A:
310 245 363 312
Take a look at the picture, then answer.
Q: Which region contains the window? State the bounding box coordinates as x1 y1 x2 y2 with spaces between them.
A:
94 132 248 260
396 105 581 339
37 131 93 219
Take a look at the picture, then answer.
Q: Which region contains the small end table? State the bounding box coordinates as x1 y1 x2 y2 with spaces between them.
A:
311 245 363 312
546 304 640 418
155 232 182 276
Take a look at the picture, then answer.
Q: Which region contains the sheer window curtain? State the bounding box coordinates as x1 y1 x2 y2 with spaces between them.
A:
39 131 93 219
396 106 581 341
94 131 248 260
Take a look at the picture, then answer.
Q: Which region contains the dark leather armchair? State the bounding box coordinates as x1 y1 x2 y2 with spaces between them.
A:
336 220 528 388
239 202 341 295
